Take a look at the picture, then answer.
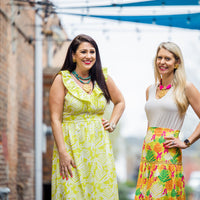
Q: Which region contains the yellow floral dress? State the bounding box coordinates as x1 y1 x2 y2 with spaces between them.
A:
52 69 118 200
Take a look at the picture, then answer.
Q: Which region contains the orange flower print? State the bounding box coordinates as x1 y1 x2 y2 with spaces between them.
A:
168 165 175 172
137 177 143 185
154 128 163 136
153 143 163 153
177 179 183 188
165 179 173 191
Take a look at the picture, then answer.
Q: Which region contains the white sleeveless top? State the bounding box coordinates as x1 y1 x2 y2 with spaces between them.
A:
145 84 186 130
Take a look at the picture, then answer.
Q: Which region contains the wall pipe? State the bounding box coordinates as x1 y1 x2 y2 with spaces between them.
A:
35 7 43 200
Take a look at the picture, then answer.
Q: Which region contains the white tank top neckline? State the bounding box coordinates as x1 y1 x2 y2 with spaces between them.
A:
145 84 186 131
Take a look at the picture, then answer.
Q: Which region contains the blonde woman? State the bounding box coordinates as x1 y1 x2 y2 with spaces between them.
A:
135 42 200 199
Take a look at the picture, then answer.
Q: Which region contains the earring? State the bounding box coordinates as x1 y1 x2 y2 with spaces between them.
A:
174 64 179 69
73 57 76 63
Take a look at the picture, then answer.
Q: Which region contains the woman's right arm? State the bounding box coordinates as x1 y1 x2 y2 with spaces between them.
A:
49 74 75 180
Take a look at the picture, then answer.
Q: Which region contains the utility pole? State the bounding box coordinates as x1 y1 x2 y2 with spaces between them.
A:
35 5 43 200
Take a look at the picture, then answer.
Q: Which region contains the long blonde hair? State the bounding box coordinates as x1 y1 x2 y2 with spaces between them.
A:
154 42 189 115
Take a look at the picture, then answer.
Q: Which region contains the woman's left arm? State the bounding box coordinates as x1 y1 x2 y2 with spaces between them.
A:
184 82 200 146
102 75 125 132
165 82 200 149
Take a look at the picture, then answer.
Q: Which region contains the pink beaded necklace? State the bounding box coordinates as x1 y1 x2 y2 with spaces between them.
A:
158 79 172 98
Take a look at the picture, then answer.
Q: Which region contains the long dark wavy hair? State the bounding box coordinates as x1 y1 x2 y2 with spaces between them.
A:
60 34 111 102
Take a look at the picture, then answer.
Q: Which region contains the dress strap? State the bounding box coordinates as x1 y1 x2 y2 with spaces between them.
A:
102 68 108 81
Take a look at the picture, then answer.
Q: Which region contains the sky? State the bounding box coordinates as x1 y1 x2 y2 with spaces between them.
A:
51 0 200 138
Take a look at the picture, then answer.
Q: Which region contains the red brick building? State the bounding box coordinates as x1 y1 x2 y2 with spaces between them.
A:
0 0 35 199
0 1 70 199
42 68 58 200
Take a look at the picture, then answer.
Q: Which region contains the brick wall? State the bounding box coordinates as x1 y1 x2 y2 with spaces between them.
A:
43 68 59 186
42 69 59 200
0 0 10 189
43 71 53 185
0 1 35 199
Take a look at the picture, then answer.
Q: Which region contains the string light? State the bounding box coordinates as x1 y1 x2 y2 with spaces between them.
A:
187 16 191 24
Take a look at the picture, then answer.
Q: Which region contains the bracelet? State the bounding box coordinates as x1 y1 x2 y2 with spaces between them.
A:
110 122 116 130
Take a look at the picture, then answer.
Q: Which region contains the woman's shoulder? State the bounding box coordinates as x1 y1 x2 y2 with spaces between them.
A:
146 84 153 90
185 81 194 88
146 84 154 100
50 73 66 93
56 70 73 90
185 81 200 108
185 81 199 96
52 72 63 84
146 84 156 92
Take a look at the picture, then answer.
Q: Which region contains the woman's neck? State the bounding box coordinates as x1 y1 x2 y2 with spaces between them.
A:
75 68 89 78
160 75 174 87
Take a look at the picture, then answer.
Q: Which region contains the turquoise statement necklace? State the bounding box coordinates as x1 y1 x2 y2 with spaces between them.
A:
72 70 91 84
72 70 92 93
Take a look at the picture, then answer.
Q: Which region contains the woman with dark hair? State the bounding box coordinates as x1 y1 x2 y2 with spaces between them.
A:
49 34 125 199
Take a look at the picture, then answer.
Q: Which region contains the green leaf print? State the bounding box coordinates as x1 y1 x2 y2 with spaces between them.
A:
170 157 178 164
158 136 165 144
147 170 151 178
146 150 156 162
171 189 179 197
179 172 184 178
146 190 150 196
158 169 171 183
170 149 181 164
135 188 141 196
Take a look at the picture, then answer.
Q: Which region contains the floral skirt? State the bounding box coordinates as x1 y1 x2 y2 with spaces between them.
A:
135 127 185 200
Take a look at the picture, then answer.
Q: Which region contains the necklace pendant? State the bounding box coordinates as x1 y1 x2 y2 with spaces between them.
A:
158 89 167 98
158 79 172 98
82 84 92 93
